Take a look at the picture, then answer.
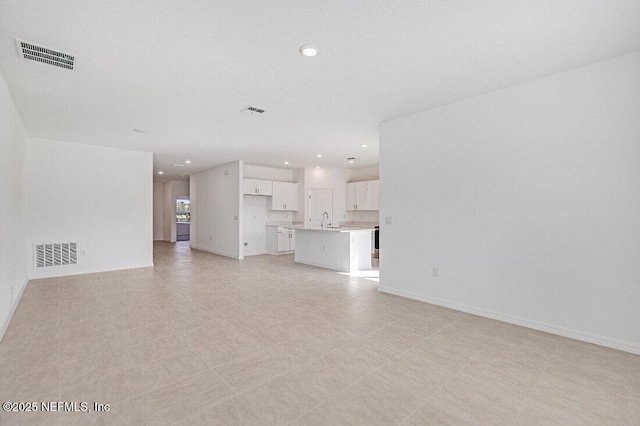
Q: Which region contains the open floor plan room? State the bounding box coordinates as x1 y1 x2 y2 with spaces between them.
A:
1 242 638 425
1 0 639 424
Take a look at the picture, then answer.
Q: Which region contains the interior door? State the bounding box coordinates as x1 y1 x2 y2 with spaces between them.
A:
309 189 333 228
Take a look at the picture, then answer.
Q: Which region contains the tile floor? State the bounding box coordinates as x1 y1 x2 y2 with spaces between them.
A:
1 241 638 425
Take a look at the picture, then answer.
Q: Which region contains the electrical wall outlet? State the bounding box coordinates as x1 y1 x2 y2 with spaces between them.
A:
323 245 328 252
433 267 439 278
385 216 392 225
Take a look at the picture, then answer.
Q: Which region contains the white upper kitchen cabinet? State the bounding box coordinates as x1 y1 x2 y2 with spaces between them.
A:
269 181 299 211
365 180 380 210
346 180 379 211
346 182 359 210
243 178 273 196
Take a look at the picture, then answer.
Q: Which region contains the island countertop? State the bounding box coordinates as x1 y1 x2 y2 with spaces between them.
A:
287 225 375 232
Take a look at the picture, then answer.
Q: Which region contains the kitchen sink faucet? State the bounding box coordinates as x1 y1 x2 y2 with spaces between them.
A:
321 212 329 229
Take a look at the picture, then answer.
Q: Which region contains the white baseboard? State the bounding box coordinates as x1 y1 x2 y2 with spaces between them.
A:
0 278 28 342
29 263 155 280
190 245 242 260
378 286 640 355
293 258 347 272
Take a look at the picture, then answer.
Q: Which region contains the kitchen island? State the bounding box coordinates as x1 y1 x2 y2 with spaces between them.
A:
293 227 374 273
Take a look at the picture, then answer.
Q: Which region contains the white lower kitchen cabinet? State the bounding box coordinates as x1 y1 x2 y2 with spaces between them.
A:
266 225 295 254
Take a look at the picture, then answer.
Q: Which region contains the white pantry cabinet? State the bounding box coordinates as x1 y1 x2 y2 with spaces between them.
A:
269 181 299 211
346 180 379 211
243 178 273 196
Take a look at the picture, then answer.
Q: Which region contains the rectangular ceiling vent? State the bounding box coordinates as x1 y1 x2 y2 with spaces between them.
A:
16 39 75 70
241 105 266 115
35 242 78 269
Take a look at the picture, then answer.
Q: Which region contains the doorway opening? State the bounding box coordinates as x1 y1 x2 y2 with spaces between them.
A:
176 197 190 241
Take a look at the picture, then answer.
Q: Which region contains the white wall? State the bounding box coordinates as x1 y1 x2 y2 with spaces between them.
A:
348 166 379 182
242 196 269 256
26 138 154 278
190 161 243 259
153 182 164 241
244 164 294 182
0 67 28 340
379 51 640 354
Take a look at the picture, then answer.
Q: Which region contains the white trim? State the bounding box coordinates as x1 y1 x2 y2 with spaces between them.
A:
294 258 347 272
378 286 640 355
29 263 155 280
0 278 28 342
190 245 242 260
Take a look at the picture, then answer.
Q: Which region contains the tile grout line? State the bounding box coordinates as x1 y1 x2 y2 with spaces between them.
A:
178 300 409 424
512 339 561 424
397 318 508 425
286 313 465 425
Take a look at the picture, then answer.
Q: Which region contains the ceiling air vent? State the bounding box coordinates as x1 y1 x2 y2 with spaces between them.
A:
241 106 266 115
15 39 75 70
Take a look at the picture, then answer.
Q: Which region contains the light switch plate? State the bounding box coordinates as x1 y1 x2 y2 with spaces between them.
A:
385 217 392 225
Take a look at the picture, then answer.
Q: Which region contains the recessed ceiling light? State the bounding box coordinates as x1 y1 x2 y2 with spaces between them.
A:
316 154 322 158
315 166 321 169
283 161 290 165
348 160 354 164
185 160 191 164
299 45 318 57
158 171 164 175
360 144 368 148
133 128 145 133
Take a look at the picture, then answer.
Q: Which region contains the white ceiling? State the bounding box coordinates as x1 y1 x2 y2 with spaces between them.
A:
1 0 639 180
